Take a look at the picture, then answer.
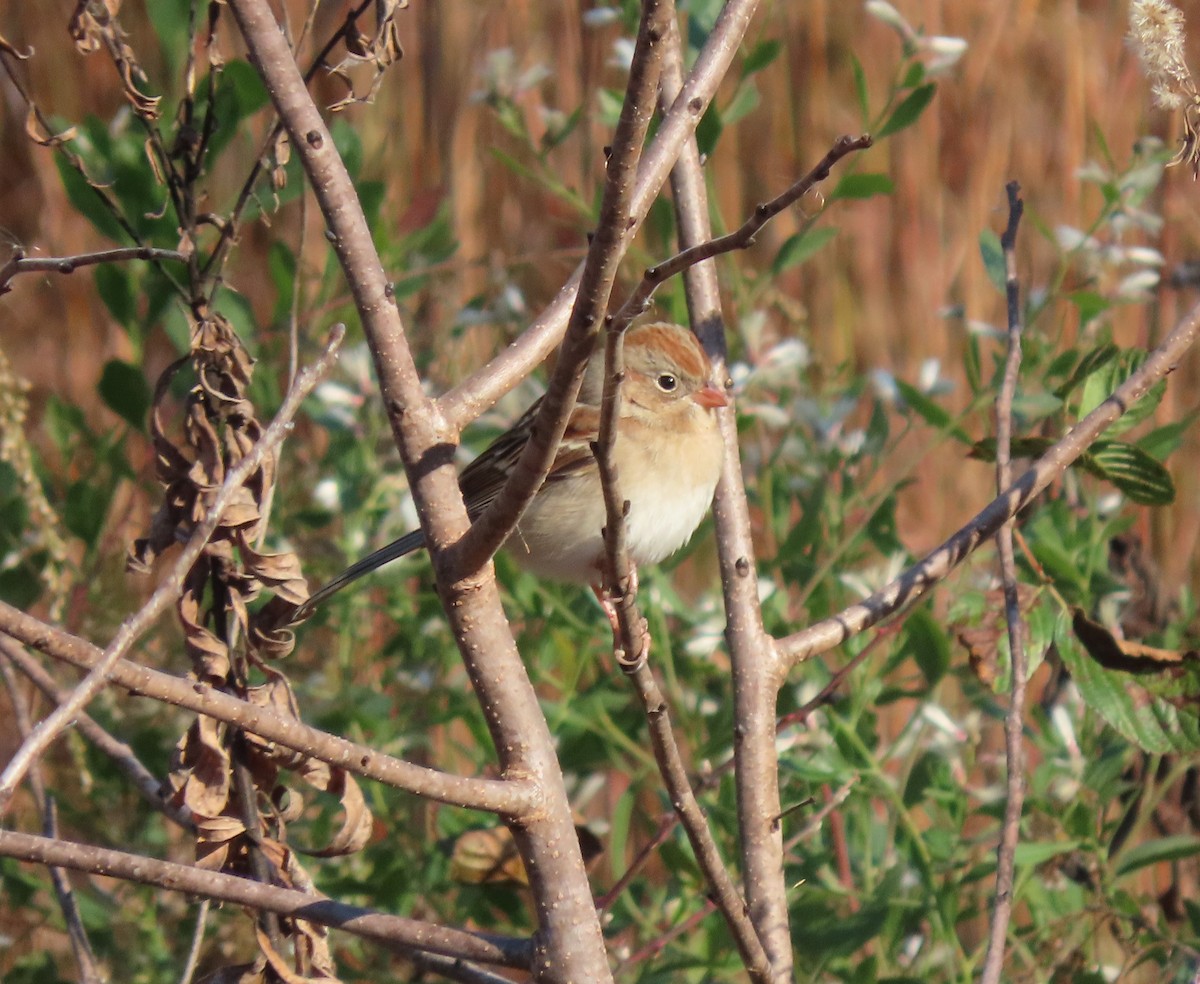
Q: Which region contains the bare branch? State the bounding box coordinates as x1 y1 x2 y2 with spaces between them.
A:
0 636 193 830
0 603 534 815
227 2 614 976
0 656 103 984
0 246 188 296
658 25 791 981
0 828 533 969
775 296 1200 670
0 324 346 813
611 133 873 329
623 658 773 982
980 181 1029 984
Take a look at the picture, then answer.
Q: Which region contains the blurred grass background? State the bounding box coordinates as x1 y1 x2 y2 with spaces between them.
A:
3 0 1197 594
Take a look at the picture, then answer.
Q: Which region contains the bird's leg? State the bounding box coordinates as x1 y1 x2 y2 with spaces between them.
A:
593 566 651 666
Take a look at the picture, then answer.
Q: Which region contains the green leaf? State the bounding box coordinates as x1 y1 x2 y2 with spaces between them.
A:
894 379 971 442
902 607 949 688
98 359 151 431
203 60 271 160
1053 343 1120 399
723 82 761 126
1012 840 1081 868
771 226 836 275
94 264 135 330
830 173 894 201
877 83 936 137
695 102 723 158
1056 619 1200 755
1139 412 1200 461
54 154 125 243
1067 290 1111 327
64 479 110 547
1077 348 1166 435
979 229 1006 293
1086 441 1175 505
742 38 782 77
1114 835 1200 878
850 54 870 124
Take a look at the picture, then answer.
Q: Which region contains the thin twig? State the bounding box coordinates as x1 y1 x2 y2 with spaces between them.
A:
610 133 873 330
979 181 1029 984
0 636 194 830
623 659 773 983
0 246 187 295
176 898 210 984
0 324 346 813
775 295 1200 670
0 656 103 984
0 828 533 969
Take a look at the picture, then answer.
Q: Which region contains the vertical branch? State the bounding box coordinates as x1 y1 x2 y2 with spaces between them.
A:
980 181 1028 984
658 24 792 982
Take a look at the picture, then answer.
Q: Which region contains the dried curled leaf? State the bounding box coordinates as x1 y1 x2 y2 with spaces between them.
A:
326 0 406 111
1072 609 1199 675
69 0 162 120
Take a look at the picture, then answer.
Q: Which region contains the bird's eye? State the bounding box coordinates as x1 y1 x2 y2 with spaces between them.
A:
656 373 678 392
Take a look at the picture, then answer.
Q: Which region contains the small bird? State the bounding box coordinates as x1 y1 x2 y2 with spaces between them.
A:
294 322 728 620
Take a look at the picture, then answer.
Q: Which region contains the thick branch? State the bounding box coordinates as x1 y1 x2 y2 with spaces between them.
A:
0 829 532 969
776 296 1200 670
227 2 613 978
0 605 534 816
0 325 346 813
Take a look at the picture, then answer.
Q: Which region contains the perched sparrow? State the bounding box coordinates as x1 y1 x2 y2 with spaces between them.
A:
295 322 728 619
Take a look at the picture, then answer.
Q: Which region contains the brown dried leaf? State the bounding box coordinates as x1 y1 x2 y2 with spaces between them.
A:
24 105 76 147
238 532 308 606
450 826 527 886
196 959 268 984
1071 609 1199 675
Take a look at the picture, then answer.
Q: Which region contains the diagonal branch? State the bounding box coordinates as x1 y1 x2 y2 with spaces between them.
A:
0 324 346 814
775 296 1200 671
227 2 615 977
0 829 533 969
0 603 535 816
610 133 872 329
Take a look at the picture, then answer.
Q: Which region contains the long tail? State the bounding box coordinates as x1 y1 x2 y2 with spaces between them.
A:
291 528 426 623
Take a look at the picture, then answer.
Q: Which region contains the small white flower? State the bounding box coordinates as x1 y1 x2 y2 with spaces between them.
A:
1115 267 1161 299
866 0 915 41
921 35 967 75
609 37 636 70
582 7 620 27
313 477 341 511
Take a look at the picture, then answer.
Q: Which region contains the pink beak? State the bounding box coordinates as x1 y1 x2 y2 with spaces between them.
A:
694 385 729 409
